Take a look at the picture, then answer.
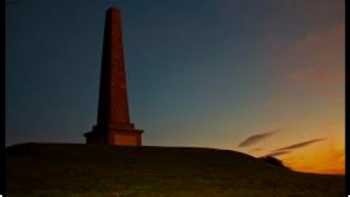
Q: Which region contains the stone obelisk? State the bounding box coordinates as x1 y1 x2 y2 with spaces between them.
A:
84 7 143 146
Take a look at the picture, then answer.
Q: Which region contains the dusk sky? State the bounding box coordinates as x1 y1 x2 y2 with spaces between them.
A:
6 0 344 174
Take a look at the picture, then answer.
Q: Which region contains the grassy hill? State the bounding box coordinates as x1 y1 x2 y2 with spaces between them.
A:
6 143 344 197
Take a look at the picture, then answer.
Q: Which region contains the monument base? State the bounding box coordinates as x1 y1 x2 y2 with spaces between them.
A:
84 125 143 146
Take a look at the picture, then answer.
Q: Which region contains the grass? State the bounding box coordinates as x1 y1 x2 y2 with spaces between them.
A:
6 143 345 196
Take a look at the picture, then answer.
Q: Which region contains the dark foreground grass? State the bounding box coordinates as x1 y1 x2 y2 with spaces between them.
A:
6 143 344 197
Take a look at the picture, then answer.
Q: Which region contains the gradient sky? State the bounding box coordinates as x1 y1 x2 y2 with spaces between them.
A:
6 0 344 174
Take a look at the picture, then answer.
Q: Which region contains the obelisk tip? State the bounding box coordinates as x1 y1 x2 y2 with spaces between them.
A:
107 6 120 13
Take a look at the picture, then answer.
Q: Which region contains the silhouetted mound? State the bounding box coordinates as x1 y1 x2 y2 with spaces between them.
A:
260 156 289 169
6 143 344 197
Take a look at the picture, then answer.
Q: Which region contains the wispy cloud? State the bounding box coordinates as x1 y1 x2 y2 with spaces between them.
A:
274 138 326 152
262 138 326 158
263 150 291 157
250 147 264 152
238 129 279 147
287 24 344 85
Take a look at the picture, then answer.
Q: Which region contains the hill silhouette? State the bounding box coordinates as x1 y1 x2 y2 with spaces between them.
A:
6 143 344 197
259 156 289 169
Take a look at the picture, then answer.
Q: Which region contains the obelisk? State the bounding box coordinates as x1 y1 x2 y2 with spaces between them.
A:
84 7 143 146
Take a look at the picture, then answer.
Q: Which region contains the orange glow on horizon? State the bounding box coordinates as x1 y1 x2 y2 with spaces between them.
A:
241 126 345 175
280 136 344 175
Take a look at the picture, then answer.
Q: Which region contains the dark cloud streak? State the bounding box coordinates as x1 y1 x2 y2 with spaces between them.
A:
274 138 326 152
263 138 327 158
238 129 279 147
263 150 291 157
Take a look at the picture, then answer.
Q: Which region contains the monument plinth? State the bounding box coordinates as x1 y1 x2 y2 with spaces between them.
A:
84 7 143 146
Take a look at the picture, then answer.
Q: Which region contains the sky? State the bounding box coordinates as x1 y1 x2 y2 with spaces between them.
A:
6 0 344 175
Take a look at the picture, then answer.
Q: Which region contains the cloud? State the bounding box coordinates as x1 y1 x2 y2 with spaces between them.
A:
263 150 291 157
280 140 344 175
285 24 344 89
238 129 279 147
261 23 344 100
250 147 264 152
274 138 326 152
262 138 326 158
